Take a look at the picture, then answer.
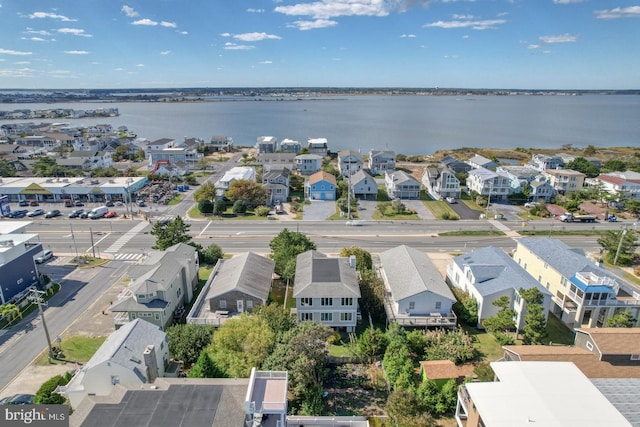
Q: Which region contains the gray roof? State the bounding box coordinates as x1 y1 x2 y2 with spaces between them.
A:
388 170 419 185
350 170 375 185
467 154 498 168
293 251 360 298
517 238 612 280
263 168 290 180
205 252 275 301
84 318 166 379
380 245 455 302
452 247 552 297
591 378 640 427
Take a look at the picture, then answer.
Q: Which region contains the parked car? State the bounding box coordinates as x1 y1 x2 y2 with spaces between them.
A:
27 209 45 217
524 202 539 208
104 210 117 218
74 200 85 207
45 209 61 218
29 200 39 206
18 200 28 207
79 211 89 219
69 209 85 218
9 209 28 218
0 394 34 405
88 206 109 219
137 200 147 207
446 197 457 204
105 200 114 207
64 199 73 207
35 250 53 264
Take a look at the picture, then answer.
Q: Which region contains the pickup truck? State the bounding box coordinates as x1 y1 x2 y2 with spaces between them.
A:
558 212 597 223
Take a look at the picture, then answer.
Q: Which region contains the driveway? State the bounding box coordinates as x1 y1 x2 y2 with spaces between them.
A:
449 201 482 220
402 200 435 220
303 200 337 220
356 200 378 221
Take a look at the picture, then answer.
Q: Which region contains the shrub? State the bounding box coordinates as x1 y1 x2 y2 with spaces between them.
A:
254 206 271 216
34 374 68 405
232 200 247 214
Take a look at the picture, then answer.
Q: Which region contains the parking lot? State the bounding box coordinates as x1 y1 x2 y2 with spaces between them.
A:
303 200 338 221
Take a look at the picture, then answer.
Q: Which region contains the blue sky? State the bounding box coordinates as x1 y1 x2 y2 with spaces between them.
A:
1 1 639 89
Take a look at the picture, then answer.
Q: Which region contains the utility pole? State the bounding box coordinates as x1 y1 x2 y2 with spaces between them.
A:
613 228 628 265
28 288 55 360
70 223 79 262
89 227 96 258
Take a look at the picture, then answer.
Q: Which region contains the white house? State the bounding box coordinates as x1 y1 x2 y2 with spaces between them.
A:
280 138 302 153
379 245 457 328
293 251 360 332
466 167 512 200
337 150 364 178
385 170 420 199
61 318 169 408
295 154 323 176
422 166 461 199
350 170 377 200
592 173 640 201
307 138 328 156
466 154 498 170
447 246 551 329
368 150 395 175
256 136 278 153
262 167 290 205
214 166 256 198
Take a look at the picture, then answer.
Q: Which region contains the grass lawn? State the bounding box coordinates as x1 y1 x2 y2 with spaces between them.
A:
167 195 182 206
187 206 270 220
37 335 106 366
518 229 605 236
460 325 504 362
329 342 354 357
423 200 459 220
439 230 505 237
546 313 576 345
371 211 420 220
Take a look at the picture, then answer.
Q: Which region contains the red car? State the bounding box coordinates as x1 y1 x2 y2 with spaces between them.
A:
104 211 118 218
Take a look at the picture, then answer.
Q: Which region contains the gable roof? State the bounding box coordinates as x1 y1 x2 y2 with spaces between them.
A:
293 251 360 298
453 247 551 297
308 171 337 185
380 245 455 302
387 170 419 185
576 328 640 356
467 154 498 168
205 252 274 301
350 170 375 185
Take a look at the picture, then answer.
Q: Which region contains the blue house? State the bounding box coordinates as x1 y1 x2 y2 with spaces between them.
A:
306 171 337 201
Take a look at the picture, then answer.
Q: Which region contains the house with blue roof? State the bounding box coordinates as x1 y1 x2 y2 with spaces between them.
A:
514 238 640 328
447 246 552 329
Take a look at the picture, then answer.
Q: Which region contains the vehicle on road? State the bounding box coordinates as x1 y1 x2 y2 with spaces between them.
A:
104 210 117 218
88 205 109 219
346 220 365 226
9 209 28 218
45 209 61 218
35 249 53 264
69 209 84 218
27 209 45 217
18 200 28 207
446 197 457 204
559 212 597 223
607 214 617 222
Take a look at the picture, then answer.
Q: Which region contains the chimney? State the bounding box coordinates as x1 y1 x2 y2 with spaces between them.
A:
143 345 159 383
349 255 357 269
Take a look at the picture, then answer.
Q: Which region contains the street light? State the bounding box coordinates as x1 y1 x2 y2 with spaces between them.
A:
126 178 133 220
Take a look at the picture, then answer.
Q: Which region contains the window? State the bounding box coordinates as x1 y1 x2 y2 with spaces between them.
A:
219 300 227 309
155 313 160 320
630 354 640 361
435 301 442 310
321 297 333 306
321 312 333 321
409 301 415 310
301 298 313 306
586 341 594 351
247 300 253 309
340 313 353 322
300 312 312 321
341 297 353 306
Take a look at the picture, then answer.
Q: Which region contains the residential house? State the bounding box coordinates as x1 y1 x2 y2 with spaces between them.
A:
466 167 512 200
209 135 234 152
68 150 112 170
214 166 256 198
466 154 499 170
293 251 360 332
456 361 631 427
544 168 586 194
441 155 472 174
368 150 395 175
262 167 290 205
205 252 275 316
530 153 564 171
497 165 541 193
337 150 364 178
56 157 91 170
15 135 57 152
61 318 170 408
295 154 323 175
528 175 556 203
379 245 457 328
350 170 377 201
385 170 420 199
256 136 278 153
257 152 296 172
145 138 175 151
422 166 461 199
0 223 43 305
306 171 337 201
148 146 202 172
447 246 551 329
280 138 302 153
110 243 200 330
513 238 640 328
503 328 640 379
307 138 328 156
592 173 640 201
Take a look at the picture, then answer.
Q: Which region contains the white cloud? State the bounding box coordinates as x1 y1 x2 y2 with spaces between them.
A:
539 33 579 43
136 64 144 67
114 68 124 71
400 34 416 38
453 14 474 19
57 28 92 37
552 0 584 4
425 18 507 30
0 68 35 78
14 61 30 65
28 11 75 21
64 50 89 55
233 32 282 41
594 6 640 19
179 31 188 35
160 50 171 55
121 5 139 17
0 48 32 55
132 18 158 26
24 29 52 36
248 8 265 13
260 60 273 64
527 44 541 49
220 33 232 37
275 0 431 20
288 19 338 30
22 37 47 42
161 21 177 28
223 43 255 50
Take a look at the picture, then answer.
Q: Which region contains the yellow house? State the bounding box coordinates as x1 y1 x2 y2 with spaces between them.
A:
543 168 586 194
513 238 640 329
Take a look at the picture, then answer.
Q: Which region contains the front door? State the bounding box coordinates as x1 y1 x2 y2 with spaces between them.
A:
237 300 244 313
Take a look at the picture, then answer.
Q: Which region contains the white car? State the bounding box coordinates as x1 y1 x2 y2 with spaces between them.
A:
445 197 456 204
346 220 364 226
35 249 53 264
524 202 539 208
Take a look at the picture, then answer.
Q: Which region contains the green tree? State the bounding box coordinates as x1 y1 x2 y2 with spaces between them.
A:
602 159 626 173
209 313 275 378
198 199 214 214
386 389 436 427
255 303 296 340
226 179 268 209
268 229 316 282
254 206 270 216
383 325 415 390
339 246 373 273
0 158 16 177
193 181 216 202
606 310 637 328
357 327 388 362
188 349 225 378
0 303 21 322
213 199 226 216
201 243 223 265
150 216 194 250
566 157 600 178
519 287 548 345
597 229 638 266
417 378 458 417
166 323 215 367
232 199 247 214
583 144 597 156
452 289 478 326
482 296 516 344
422 328 477 364
358 269 386 324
